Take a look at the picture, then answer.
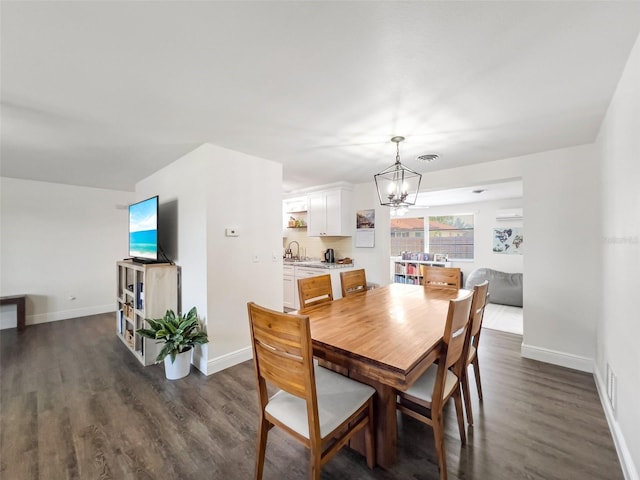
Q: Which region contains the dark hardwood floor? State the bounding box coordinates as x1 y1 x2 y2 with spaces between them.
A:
1 313 622 479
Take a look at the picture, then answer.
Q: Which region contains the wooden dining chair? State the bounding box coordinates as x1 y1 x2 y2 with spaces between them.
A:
297 274 333 311
340 269 367 297
421 266 462 290
396 290 474 480
247 302 375 480
461 280 490 426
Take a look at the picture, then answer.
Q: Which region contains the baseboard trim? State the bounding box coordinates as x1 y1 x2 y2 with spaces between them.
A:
520 342 593 373
594 368 639 480
28 304 114 325
205 346 252 376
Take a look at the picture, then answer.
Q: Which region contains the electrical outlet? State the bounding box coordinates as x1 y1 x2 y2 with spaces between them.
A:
225 227 239 237
253 253 260 263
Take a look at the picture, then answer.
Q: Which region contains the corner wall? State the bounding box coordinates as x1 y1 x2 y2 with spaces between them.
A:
520 144 601 371
0 178 133 326
595 32 640 480
136 143 283 375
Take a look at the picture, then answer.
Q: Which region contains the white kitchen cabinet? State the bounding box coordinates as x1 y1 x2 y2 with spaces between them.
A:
307 188 353 237
283 265 296 309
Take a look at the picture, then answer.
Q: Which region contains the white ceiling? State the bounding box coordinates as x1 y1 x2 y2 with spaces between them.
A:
414 179 523 208
2 2 639 193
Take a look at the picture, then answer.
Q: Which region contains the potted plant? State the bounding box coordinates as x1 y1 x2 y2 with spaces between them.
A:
136 307 209 380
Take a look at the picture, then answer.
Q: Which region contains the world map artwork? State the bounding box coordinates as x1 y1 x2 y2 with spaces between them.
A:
493 227 524 254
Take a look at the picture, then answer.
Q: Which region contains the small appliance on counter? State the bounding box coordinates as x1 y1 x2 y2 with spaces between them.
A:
323 248 335 263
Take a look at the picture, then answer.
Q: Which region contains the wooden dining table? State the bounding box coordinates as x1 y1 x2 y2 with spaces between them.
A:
301 282 472 469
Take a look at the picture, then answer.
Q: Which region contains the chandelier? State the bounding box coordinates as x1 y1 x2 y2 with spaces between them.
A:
374 136 422 208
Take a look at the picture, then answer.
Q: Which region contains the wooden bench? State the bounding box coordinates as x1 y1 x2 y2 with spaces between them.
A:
0 295 26 331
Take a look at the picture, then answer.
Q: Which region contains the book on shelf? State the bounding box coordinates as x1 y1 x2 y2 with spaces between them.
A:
136 282 144 309
400 252 432 261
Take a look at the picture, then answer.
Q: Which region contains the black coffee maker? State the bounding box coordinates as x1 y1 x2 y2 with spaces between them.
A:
324 248 335 263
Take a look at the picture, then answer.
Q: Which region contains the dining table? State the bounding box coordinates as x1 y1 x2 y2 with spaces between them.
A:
301 282 472 469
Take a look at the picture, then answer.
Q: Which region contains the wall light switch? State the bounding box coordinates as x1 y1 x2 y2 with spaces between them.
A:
225 227 239 237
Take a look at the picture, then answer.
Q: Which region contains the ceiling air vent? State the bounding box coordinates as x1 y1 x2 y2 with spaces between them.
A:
417 154 439 162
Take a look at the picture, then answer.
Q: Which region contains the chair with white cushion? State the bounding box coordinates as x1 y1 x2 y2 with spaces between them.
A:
396 290 474 480
340 269 368 297
247 302 375 480
297 274 333 311
461 280 490 425
421 265 462 290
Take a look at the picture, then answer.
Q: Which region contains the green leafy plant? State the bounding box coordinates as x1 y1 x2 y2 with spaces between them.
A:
137 307 209 363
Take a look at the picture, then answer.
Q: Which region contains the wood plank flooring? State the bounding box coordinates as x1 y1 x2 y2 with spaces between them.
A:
1 313 622 479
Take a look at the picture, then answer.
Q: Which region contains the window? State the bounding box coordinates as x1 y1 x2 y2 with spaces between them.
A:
428 215 474 260
390 214 475 260
390 217 426 255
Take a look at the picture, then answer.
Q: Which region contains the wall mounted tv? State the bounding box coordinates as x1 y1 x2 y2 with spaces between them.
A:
128 195 159 262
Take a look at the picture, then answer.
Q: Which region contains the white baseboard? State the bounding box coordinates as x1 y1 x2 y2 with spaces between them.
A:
27 304 114 325
594 368 639 480
205 346 253 376
520 342 593 373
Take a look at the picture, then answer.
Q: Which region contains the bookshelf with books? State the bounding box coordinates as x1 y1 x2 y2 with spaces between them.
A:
116 261 179 366
392 256 452 285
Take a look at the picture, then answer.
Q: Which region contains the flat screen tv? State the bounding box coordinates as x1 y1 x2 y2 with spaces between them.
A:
128 196 159 262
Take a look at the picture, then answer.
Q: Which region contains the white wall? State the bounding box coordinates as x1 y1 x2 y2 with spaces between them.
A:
520 144 601 370
596 33 640 480
136 145 210 326
351 182 393 287
136 143 283 375
0 178 133 326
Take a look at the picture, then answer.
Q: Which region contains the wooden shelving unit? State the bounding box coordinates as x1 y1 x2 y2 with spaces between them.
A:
392 259 452 285
116 261 179 366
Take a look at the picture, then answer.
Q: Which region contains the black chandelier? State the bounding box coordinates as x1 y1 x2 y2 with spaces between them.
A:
374 136 422 208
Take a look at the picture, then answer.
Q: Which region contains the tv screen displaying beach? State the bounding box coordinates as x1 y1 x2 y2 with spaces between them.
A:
129 197 158 259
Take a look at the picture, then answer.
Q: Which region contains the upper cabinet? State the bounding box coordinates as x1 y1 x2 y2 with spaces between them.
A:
307 188 353 237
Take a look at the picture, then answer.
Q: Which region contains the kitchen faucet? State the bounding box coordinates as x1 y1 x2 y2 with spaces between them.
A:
287 241 300 260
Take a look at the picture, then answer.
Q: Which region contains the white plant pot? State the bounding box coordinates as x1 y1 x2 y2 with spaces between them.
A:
164 349 192 380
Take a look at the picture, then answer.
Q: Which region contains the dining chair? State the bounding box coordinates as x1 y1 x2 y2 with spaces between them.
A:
421 265 462 290
340 268 368 297
297 274 333 311
461 280 490 426
396 290 474 480
247 302 375 480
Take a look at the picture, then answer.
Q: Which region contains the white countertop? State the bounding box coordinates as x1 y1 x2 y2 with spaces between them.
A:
283 260 354 269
